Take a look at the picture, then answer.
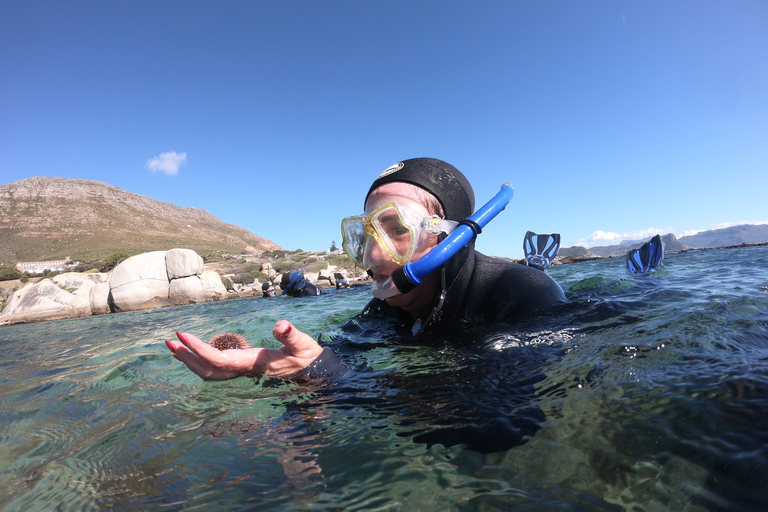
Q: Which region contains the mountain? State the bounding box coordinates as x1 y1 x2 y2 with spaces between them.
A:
560 224 768 259
561 233 687 258
0 177 282 266
678 224 768 249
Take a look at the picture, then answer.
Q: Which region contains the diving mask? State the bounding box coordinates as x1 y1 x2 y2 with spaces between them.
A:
341 202 458 268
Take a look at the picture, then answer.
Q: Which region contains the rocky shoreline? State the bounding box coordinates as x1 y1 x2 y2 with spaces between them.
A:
3 242 766 327
0 248 361 326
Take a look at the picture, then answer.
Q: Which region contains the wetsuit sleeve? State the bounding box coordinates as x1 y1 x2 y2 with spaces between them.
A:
294 346 344 379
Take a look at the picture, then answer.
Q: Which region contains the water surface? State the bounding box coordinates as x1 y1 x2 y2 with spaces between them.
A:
1 246 767 511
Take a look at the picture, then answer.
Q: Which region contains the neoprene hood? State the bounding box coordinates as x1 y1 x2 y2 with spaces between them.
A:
365 158 475 221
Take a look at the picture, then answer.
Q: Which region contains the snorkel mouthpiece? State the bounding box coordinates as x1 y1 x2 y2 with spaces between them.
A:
371 183 514 299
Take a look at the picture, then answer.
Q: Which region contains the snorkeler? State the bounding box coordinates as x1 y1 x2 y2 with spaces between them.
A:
280 270 322 297
165 158 566 380
262 282 276 298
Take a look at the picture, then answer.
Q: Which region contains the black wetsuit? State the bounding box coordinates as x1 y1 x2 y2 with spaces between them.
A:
298 243 567 453
302 243 566 375
365 246 566 334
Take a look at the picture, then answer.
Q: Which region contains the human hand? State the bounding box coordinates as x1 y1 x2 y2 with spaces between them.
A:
164 320 324 380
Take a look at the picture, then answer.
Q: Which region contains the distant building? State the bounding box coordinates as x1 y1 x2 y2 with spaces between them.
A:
222 252 264 260
15 257 72 274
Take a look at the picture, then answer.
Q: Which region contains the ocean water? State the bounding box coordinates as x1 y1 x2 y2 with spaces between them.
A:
1 245 767 511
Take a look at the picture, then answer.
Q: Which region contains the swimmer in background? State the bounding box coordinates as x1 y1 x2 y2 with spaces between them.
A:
165 158 566 380
280 270 322 297
262 282 276 298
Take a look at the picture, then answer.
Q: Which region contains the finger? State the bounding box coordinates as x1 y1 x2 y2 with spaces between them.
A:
272 320 323 360
172 332 249 379
172 343 245 380
176 331 230 360
165 340 182 361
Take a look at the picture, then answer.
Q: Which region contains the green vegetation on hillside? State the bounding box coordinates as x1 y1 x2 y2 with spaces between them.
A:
0 177 283 267
213 251 361 285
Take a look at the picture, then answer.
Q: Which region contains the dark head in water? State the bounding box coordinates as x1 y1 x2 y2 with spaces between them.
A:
262 282 276 298
626 234 664 274
354 158 515 307
352 158 479 314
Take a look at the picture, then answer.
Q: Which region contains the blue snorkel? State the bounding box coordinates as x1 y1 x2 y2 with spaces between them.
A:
372 183 514 299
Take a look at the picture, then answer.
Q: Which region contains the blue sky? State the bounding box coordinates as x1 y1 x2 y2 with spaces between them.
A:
2 1 766 258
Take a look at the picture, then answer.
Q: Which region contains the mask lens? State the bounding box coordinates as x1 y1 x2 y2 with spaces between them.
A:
341 217 367 266
341 203 420 268
368 205 414 266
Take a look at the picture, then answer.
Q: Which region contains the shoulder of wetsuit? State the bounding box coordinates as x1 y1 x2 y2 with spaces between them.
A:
467 252 566 319
301 286 322 296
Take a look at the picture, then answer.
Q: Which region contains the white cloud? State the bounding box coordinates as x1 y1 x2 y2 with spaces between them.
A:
574 227 673 248
146 151 187 175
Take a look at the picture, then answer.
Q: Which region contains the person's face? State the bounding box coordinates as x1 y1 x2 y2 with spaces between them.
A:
364 183 441 317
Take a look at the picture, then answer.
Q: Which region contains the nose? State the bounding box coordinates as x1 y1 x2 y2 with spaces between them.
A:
363 236 391 266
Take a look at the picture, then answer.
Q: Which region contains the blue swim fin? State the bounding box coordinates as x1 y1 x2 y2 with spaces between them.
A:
523 231 561 271
626 234 664 274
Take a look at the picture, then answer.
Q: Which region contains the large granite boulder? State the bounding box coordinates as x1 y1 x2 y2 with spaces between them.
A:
89 282 111 315
109 251 171 312
169 275 206 304
200 270 227 300
53 272 110 316
52 272 109 291
317 269 335 285
166 248 204 279
0 279 81 324
260 262 277 279
1 249 230 324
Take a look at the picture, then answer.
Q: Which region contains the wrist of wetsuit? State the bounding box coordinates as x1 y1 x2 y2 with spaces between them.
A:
294 346 343 379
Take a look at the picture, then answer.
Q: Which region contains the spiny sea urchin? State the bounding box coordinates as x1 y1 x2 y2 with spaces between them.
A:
208 332 251 351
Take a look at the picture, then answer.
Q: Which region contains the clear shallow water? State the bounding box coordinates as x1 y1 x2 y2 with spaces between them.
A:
1 246 767 511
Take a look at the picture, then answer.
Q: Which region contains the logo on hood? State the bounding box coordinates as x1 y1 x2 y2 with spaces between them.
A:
376 162 404 179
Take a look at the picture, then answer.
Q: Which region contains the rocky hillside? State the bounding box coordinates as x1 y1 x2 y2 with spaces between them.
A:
0 177 282 266
560 233 685 258
559 225 768 259
679 224 768 249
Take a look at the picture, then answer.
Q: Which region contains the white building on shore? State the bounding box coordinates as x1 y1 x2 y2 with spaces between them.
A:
15 257 74 274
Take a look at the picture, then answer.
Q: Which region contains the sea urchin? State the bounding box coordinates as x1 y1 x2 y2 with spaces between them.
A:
208 332 251 351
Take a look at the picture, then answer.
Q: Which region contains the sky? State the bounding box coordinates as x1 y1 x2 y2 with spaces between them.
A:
2 1 766 259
